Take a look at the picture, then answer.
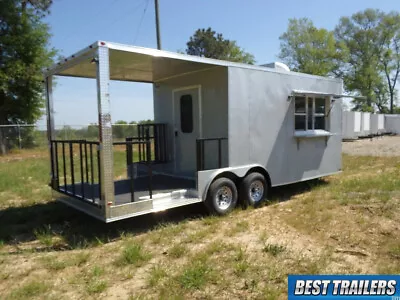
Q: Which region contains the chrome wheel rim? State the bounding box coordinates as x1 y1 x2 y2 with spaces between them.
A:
249 180 264 202
215 186 233 210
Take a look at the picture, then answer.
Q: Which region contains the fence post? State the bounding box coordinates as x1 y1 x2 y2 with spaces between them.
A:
17 123 21 150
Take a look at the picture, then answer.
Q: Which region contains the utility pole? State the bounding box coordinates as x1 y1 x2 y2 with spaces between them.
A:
154 0 161 49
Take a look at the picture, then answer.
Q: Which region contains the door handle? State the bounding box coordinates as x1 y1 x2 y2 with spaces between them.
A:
175 131 178 137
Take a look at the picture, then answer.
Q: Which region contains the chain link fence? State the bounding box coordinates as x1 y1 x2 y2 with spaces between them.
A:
0 123 148 152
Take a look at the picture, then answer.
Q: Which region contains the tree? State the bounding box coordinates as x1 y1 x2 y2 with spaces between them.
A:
379 12 400 113
278 18 347 76
185 27 255 64
0 0 56 154
335 9 387 112
113 120 127 139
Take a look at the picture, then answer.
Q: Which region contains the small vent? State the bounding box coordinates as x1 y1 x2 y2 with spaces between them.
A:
260 62 290 72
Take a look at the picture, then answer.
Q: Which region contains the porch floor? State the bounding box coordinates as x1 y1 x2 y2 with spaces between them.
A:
59 174 196 205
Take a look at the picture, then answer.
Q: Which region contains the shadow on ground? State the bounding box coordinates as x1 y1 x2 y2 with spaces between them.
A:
0 179 327 250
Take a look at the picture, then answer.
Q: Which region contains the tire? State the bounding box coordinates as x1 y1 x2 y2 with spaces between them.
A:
205 177 238 215
240 172 267 208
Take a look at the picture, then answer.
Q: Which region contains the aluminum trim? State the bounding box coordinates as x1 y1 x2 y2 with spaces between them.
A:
96 46 115 218
292 89 364 99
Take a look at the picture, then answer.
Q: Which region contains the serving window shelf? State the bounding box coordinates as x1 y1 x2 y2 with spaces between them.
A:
294 130 333 149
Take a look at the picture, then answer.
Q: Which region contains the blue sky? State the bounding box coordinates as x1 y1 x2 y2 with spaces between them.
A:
39 0 400 127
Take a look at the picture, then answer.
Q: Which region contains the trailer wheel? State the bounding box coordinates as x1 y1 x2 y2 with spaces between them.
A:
240 172 267 208
205 177 238 215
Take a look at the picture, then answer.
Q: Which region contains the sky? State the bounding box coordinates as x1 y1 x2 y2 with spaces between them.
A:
38 0 400 128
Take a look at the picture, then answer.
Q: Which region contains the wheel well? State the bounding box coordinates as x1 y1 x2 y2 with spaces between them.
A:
245 167 271 189
203 171 240 201
204 168 271 201
213 171 240 186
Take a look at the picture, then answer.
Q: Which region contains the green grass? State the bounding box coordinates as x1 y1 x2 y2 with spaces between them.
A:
33 225 54 247
6 281 48 299
388 246 400 259
40 256 68 271
177 261 214 290
0 150 400 299
148 265 168 287
168 243 187 258
116 242 152 266
40 252 90 271
86 279 108 294
263 243 286 256
233 247 250 277
0 156 50 206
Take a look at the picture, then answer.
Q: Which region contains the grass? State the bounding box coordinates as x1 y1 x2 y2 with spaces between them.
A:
6 281 48 299
263 243 287 257
178 260 214 290
86 280 108 294
148 265 168 287
168 243 188 258
40 252 90 271
116 242 152 266
33 225 54 247
0 148 400 299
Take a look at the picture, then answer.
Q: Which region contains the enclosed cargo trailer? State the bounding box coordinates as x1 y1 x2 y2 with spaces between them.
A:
370 113 385 136
359 112 371 137
342 111 362 140
385 114 400 134
44 41 346 222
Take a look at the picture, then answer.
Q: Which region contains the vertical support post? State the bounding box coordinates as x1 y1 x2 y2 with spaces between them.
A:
90 143 95 202
201 140 205 171
54 141 59 189
17 123 21 149
145 128 152 199
84 141 89 184
62 142 67 189
196 139 200 171
218 139 222 168
69 142 75 195
45 76 58 189
96 45 115 217
126 138 135 203
79 141 85 199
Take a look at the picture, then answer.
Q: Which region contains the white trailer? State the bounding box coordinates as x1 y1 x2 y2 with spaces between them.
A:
370 113 385 136
385 114 400 134
44 41 348 222
342 111 363 140
359 112 371 137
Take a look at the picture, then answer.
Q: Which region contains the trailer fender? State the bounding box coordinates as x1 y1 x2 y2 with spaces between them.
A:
197 164 271 201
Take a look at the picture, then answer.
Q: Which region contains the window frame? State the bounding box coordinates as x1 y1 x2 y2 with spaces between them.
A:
294 96 327 131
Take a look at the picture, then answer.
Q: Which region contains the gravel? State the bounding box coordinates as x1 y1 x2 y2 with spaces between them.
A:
342 135 400 156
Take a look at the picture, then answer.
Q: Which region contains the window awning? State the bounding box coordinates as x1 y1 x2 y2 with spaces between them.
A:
291 89 365 99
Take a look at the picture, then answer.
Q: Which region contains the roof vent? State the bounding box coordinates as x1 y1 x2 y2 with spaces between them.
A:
260 62 290 72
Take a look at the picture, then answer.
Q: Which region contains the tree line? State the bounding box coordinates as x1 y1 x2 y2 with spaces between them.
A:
278 9 400 114
0 2 399 154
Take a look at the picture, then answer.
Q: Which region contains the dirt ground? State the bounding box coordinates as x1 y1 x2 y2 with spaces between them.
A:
342 135 400 156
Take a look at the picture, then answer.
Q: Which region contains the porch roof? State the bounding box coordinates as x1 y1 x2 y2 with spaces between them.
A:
44 41 342 83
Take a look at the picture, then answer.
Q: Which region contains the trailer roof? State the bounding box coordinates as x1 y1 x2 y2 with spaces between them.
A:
44 41 342 83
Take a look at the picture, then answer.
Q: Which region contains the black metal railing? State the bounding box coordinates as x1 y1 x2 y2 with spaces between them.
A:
135 123 168 163
120 129 153 202
50 140 101 206
196 137 228 171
